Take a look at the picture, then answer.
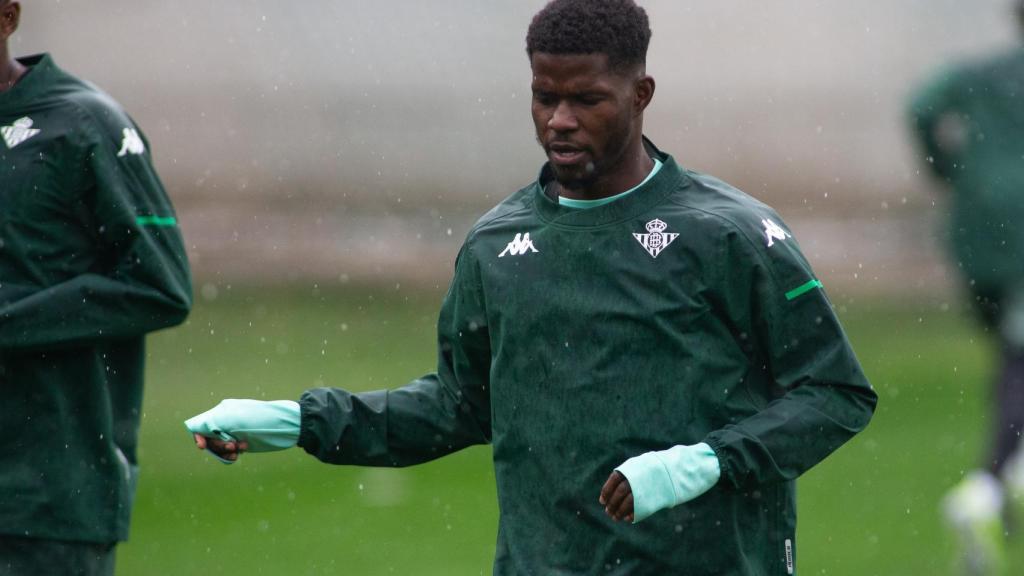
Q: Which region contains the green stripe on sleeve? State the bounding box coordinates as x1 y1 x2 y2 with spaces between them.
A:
785 279 823 301
136 215 177 227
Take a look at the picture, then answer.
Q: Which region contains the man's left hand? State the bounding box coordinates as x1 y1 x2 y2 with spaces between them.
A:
603 443 722 524
599 470 635 522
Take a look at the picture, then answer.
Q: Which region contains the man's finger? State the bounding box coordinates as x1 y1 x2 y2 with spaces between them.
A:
209 437 235 452
599 471 625 505
621 493 634 521
197 435 241 456
193 434 207 449
605 479 632 519
606 478 630 512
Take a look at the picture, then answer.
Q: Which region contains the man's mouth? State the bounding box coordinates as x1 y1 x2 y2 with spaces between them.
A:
548 143 587 166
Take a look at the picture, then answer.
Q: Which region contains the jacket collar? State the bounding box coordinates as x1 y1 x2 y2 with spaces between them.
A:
533 137 691 228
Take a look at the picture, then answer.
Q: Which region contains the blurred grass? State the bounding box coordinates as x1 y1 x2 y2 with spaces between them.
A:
118 286 1018 575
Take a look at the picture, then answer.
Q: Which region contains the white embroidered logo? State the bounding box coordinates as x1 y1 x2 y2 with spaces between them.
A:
117 127 145 157
498 233 539 257
1 117 40 149
763 218 791 247
633 218 679 258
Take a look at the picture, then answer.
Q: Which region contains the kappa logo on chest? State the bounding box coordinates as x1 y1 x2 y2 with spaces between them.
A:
633 218 679 258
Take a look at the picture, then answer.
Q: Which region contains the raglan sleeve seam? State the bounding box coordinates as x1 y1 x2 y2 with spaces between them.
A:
63 102 103 202
462 233 489 319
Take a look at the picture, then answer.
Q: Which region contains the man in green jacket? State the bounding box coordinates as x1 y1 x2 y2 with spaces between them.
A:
0 1 193 574
188 1 876 573
908 2 1024 574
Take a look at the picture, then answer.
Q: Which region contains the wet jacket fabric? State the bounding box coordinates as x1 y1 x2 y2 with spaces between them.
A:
298 143 876 575
909 47 1024 291
0 54 192 543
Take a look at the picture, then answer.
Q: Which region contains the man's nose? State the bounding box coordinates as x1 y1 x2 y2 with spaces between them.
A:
548 101 578 132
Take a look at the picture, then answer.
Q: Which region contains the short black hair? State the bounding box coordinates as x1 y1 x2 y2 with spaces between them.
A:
526 0 651 72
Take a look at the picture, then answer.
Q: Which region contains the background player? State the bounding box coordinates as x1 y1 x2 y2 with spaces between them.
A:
0 1 192 574
908 2 1024 574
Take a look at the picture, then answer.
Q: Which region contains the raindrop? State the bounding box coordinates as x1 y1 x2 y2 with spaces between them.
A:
201 283 219 301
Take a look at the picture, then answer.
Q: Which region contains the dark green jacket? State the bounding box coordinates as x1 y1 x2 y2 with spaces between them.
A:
299 144 876 575
0 54 192 543
909 47 1024 291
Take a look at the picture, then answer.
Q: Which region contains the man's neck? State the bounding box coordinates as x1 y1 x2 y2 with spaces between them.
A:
557 144 655 201
0 53 26 93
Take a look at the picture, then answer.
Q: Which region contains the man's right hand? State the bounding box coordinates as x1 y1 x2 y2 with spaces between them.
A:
184 399 302 464
192 433 249 462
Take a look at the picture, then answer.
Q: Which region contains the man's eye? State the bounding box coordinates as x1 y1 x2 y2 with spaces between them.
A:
578 95 602 106
533 93 557 106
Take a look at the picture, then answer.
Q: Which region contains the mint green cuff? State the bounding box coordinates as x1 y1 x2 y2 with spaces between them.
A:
185 399 301 455
615 442 721 523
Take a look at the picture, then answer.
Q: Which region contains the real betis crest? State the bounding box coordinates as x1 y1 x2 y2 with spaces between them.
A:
1 117 40 149
633 218 679 258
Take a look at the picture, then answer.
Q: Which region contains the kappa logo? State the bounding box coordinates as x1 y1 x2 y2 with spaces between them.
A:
633 218 678 258
1 116 40 149
762 218 791 247
498 232 539 257
117 127 145 157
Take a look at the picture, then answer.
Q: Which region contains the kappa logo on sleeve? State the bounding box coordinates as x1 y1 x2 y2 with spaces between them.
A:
117 128 146 157
633 218 678 258
762 218 791 247
498 232 539 257
1 117 40 149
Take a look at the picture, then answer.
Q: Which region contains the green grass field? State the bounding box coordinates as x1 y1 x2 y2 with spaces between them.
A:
116 286 1020 575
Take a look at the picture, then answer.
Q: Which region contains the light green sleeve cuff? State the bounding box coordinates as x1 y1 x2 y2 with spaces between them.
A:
185 399 301 454
615 442 721 523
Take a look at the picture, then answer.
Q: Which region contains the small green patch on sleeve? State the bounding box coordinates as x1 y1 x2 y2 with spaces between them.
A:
136 215 177 227
785 279 823 301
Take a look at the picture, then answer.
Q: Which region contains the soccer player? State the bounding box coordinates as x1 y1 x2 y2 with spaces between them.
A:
908 1 1024 573
0 1 193 574
187 1 876 573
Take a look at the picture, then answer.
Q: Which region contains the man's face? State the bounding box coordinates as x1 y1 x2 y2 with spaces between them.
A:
530 53 647 191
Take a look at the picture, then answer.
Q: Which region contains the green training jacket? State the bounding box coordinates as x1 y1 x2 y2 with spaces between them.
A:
909 47 1024 291
298 142 876 575
0 54 192 543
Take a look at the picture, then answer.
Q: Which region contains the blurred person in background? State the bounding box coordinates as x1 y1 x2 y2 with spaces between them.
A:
909 1 1024 574
186 0 876 574
0 1 192 574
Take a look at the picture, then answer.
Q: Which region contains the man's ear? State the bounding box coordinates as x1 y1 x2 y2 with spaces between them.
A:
0 2 21 40
635 75 655 116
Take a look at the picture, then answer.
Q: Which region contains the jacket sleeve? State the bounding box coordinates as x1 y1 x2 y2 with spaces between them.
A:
703 213 877 490
297 239 492 467
907 67 967 182
0 111 192 350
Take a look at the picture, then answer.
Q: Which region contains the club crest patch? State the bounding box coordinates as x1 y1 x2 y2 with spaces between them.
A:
633 218 678 258
1 117 40 149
